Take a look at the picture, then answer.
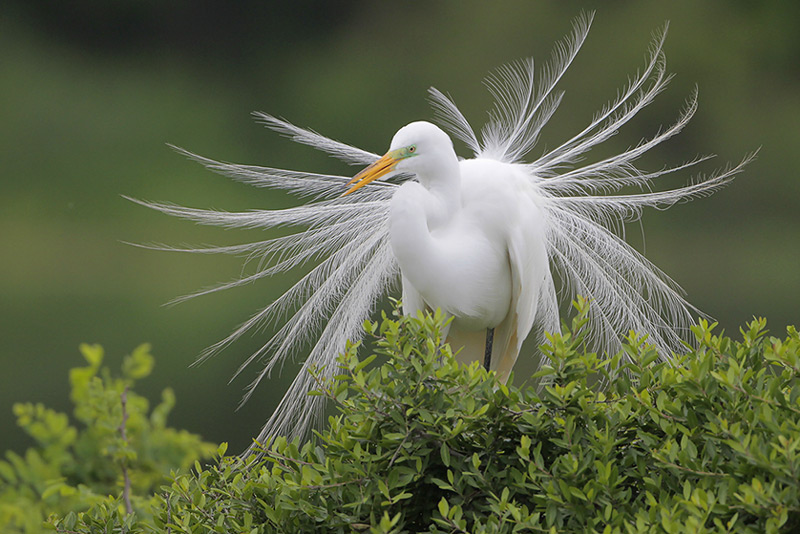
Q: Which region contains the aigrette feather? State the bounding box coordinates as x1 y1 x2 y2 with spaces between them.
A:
133 12 751 451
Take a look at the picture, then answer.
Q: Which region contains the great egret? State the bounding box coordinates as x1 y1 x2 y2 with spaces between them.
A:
134 13 752 448
344 121 553 382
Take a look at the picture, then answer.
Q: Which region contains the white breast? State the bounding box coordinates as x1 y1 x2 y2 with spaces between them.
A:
390 158 532 331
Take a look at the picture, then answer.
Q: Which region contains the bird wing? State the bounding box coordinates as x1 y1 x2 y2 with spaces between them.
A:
493 183 556 381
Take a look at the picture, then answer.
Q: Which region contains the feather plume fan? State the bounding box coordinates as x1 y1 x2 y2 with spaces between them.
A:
133 13 752 450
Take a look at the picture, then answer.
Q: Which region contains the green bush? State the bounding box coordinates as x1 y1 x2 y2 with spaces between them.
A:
0 344 216 533
10 301 800 533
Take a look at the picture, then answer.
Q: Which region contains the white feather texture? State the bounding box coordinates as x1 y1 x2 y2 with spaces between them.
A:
134 12 752 449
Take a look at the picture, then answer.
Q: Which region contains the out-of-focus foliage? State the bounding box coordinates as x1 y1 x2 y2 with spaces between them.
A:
50 303 800 533
0 344 215 533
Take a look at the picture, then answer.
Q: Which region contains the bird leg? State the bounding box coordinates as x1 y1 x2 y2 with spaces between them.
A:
484 328 494 371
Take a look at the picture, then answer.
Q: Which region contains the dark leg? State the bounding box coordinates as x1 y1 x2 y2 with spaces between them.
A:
484 328 494 371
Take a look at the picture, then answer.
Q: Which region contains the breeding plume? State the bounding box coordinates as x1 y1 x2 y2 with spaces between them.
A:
135 14 751 447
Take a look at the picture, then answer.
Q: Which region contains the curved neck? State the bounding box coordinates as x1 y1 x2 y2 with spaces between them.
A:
389 157 461 294
414 154 461 224
390 182 441 291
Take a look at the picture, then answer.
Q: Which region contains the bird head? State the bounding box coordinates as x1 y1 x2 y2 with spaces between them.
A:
343 121 455 195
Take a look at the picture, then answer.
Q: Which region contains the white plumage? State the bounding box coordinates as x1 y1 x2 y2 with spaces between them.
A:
134 13 752 448
345 121 555 383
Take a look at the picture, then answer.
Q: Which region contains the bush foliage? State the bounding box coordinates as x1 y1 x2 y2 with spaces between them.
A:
4 302 800 532
0 344 216 533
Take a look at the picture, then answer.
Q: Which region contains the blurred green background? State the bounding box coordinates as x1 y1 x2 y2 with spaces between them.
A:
1 1 798 454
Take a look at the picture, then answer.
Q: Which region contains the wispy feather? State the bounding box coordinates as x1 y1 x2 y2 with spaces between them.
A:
133 13 750 450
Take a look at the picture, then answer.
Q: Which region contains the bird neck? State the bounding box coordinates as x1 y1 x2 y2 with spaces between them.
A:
415 155 461 222
389 182 443 290
389 156 461 285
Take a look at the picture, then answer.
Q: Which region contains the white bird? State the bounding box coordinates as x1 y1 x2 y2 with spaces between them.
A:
134 13 752 448
343 121 554 382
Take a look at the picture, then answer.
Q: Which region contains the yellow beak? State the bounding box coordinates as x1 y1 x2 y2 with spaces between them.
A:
343 151 400 196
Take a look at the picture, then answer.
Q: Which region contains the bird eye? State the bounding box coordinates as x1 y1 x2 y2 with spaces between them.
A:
408 145 416 154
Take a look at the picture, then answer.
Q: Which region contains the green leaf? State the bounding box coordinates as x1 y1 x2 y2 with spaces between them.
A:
122 343 155 380
79 343 104 367
438 497 449 518
440 442 451 467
